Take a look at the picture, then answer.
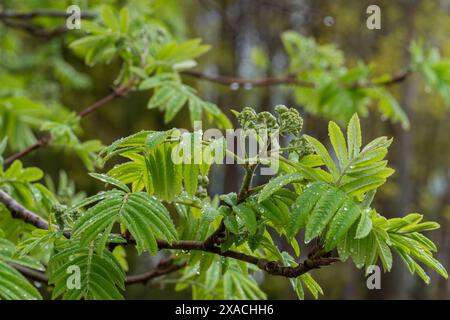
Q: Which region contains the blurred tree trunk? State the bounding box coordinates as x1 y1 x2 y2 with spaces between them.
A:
386 0 420 299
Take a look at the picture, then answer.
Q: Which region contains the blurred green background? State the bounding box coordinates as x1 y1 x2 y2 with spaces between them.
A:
1 0 449 299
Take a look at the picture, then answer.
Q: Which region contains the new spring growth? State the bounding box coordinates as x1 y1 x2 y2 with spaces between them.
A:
52 203 69 231
289 136 315 159
274 105 303 136
236 107 279 131
235 105 304 136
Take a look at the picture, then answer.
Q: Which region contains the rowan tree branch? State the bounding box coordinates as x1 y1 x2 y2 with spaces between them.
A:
237 164 257 203
182 70 315 88
125 259 187 285
0 9 95 38
353 69 412 88
0 189 55 231
0 10 411 89
0 189 339 280
4 135 51 166
204 163 257 248
0 9 95 19
0 18 67 38
11 263 50 283
182 69 410 89
4 66 406 165
4 80 136 166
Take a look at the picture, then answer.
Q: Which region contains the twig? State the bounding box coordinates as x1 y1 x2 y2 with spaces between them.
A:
12 259 187 286
204 164 257 248
237 164 257 203
203 220 227 248
0 18 67 38
183 69 410 89
0 189 339 279
0 10 410 88
77 81 133 118
0 189 55 231
4 135 51 166
0 9 95 38
125 260 187 285
4 79 136 165
0 9 95 19
353 69 411 88
155 238 339 277
182 70 315 88
11 263 49 283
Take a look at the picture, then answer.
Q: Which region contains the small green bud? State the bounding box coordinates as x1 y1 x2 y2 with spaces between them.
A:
256 112 279 131
236 107 280 132
289 136 314 158
275 105 303 135
237 107 257 130
198 175 209 186
52 204 68 230
195 186 208 198
274 104 289 114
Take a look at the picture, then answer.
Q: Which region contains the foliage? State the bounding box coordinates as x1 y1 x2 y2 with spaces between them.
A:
0 1 448 301
410 40 450 105
2 3 450 170
1 105 446 300
0 236 43 300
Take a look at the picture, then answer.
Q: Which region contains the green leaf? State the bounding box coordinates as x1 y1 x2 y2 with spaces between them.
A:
139 73 175 90
377 90 410 129
144 131 168 153
183 164 199 196
304 186 347 243
286 182 329 239
222 264 266 300
233 203 257 235
99 130 151 160
0 137 7 156
81 21 108 35
49 242 124 300
340 176 386 197
328 121 348 171
73 191 177 255
249 198 288 228
0 261 42 300
0 238 43 272
124 192 178 248
119 7 129 33
347 113 361 160
164 90 188 123
258 173 303 203
89 173 130 192
196 206 219 241
204 260 221 293
324 199 361 251
300 273 323 299
147 143 183 201
223 213 239 235
355 209 373 239
290 278 304 300
101 5 120 32
16 229 58 258
374 231 392 272
148 86 175 109
203 102 233 129
188 97 203 126
156 39 210 64
304 135 339 179
397 221 440 233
